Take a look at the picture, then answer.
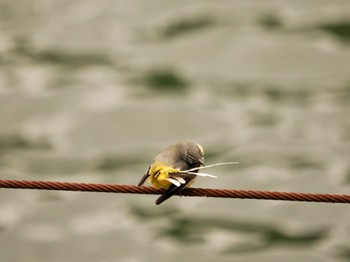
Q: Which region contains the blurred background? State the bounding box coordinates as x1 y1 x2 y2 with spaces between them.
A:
1 0 350 261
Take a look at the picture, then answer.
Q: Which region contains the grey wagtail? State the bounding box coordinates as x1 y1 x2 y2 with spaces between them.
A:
138 140 205 205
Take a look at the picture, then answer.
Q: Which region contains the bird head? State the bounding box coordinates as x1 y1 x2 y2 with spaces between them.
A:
177 140 204 167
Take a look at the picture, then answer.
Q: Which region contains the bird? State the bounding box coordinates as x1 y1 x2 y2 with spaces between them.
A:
138 140 205 205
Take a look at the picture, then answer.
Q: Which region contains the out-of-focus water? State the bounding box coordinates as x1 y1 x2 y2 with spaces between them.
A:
1 1 350 261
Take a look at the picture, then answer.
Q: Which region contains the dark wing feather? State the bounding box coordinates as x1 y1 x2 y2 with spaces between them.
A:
137 166 151 186
155 184 184 205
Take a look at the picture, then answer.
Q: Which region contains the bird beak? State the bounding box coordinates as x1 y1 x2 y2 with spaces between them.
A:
199 158 204 166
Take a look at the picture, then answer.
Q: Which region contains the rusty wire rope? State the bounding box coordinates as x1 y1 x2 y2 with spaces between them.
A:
0 179 349 204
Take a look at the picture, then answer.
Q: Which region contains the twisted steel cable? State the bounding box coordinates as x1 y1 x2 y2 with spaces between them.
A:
0 179 349 203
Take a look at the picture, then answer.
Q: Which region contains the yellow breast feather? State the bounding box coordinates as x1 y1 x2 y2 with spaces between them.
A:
147 162 181 190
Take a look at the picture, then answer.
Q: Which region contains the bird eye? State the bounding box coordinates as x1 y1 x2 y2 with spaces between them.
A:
188 153 202 164
187 154 196 164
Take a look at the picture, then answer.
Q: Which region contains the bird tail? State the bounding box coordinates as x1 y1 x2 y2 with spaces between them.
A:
156 186 182 205
155 194 171 205
155 184 185 205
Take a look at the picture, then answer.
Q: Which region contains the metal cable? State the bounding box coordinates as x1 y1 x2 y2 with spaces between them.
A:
1 179 349 204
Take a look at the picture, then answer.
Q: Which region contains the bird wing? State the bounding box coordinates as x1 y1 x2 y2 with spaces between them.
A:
137 166 151 186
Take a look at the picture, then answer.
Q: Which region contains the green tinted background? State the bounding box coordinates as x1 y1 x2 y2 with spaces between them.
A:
0 1 350 261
